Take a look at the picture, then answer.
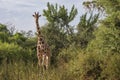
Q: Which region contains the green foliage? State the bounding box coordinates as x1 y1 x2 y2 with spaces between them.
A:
43 2 77 23
0 24 9 33
76 12 99 48
101 54 120 80
58 43 80 64
0 24 10 42
79 53 102 80
0 42 22 62
95 0 120 13
87 0 120 54
61 51 84 80
10 32 27 46
87 25 120 54
0 1 120 79
102 11 120 29
41 23 71 65
0 24 37 64
63 51 120 80
0 41 35 64
61 51 101 80
43 3 78 65
43 2 77 35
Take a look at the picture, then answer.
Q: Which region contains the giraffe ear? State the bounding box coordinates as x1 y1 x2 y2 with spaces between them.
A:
35 12 37 15
33 15 35 17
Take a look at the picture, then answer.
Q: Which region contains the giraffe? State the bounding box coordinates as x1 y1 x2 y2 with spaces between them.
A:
33 12 51 70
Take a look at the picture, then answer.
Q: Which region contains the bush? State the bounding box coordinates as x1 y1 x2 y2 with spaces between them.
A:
0 42 36 64
79 53 102 80
0 42 22 63
57 44 80 67
87 25 120 55
65 52 102 80
101 54 120 80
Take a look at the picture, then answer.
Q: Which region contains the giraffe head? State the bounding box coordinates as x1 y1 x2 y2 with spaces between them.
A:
32 12 41 21
33 12 41 35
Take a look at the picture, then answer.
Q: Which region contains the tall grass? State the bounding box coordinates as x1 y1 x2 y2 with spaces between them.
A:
1 49 120 80
0 59 65 80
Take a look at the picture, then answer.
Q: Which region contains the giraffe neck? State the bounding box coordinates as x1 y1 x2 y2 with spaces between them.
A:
35 19 41 36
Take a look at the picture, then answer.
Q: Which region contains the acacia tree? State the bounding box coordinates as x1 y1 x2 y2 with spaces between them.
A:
43 2 78 35
42 3 77 65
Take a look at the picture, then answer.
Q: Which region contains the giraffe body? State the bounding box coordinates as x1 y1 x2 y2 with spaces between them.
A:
33 12 51 69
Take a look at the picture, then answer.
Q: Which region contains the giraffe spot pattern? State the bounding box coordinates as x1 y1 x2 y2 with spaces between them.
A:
37 37 49 56
33 12 50 69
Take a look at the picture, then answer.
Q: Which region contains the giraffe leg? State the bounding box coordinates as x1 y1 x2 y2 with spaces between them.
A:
44 55 48 70
45 56 49 69
42 54 45 66
41 54 47 70
38 56 42 67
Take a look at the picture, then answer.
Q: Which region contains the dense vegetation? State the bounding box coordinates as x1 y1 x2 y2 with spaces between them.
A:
0 0 120 80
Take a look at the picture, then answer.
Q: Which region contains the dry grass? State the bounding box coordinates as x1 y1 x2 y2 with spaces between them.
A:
0 60 63 80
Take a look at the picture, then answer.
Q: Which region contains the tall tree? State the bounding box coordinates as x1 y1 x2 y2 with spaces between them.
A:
76 12 99 48
42 3 78 65
43 2 77 35
0 24 10 42
87 0 120 54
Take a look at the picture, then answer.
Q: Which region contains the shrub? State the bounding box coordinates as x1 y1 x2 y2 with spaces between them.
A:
101 54 120 80
78 53 102 80
57 44 80 67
